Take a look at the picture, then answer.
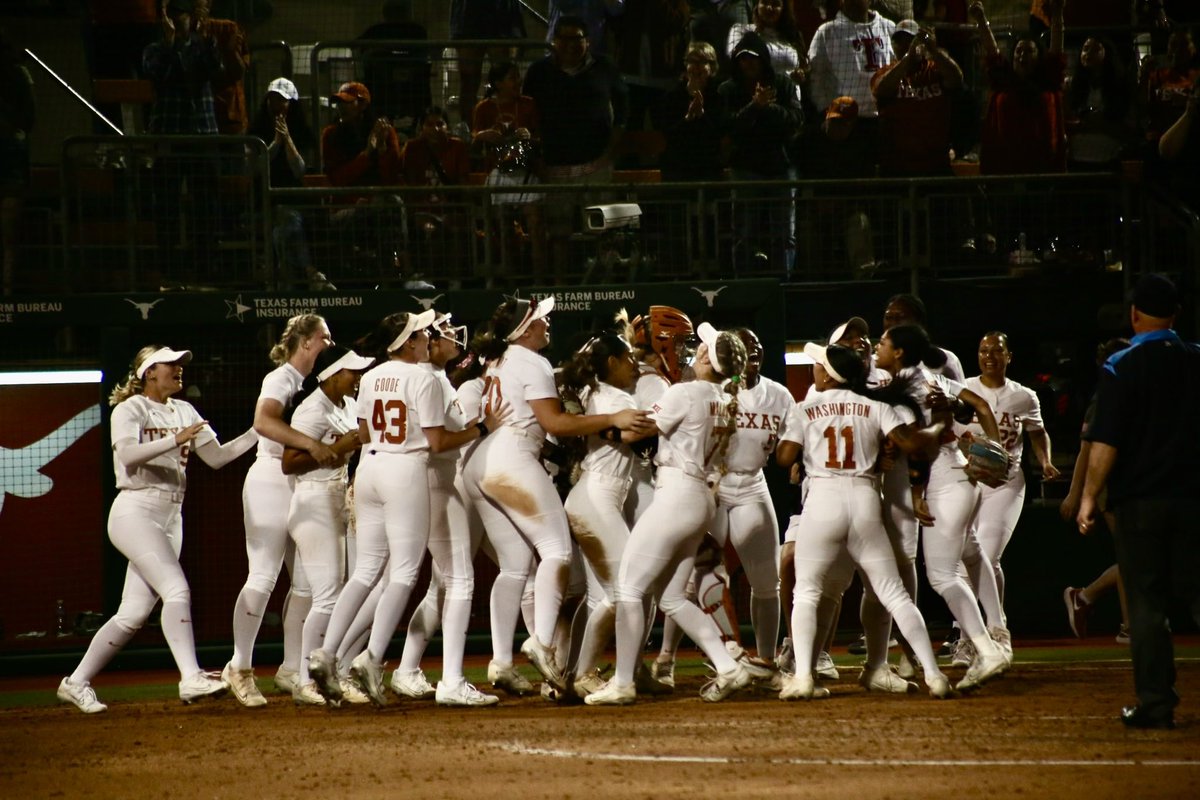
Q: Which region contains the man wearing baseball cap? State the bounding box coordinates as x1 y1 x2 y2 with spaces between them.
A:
871 20 964 177
1078 272 1200 730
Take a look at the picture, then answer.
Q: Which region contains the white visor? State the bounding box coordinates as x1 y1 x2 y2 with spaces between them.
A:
802 342 846 384
387 309 437 352
136 347 193 379
828 316 869 346
696 322 729 376
317 350 374 383
506 296 555 342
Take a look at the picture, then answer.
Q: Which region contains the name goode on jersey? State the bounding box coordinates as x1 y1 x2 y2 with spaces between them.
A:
372 376 403 392
803 401 874 421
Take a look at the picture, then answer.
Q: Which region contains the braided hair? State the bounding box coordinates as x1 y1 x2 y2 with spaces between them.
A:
708 329 749 479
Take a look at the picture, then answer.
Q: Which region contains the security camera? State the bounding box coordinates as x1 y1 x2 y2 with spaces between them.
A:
585 203 641 232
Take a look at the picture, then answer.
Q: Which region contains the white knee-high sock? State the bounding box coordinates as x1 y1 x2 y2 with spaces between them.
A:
71 617 136 685
323 579 373 659
439 596 471 685
750 593 780 660
659 615 684 660
231 587 270 670
280 590 310 673
366 581 415 662
576 600 615 674
790 598 818 683
671 602 738 674
533 559 569 647
613 599 646 686
860 589 893 671
399 583 443 672
890 603 940 681
161 600 201 679
338 628 371 677
299 610 331 684
490 573 525 663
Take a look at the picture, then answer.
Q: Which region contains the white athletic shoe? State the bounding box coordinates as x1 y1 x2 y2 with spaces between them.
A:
179 671 227 704
778 673 830 701
583 679 636 706
775 637 796 674
896 653 918 680
390 668 436 700
350 651 387 707
520 637 565 692
487 660 534 696
273 665 299 695
293 680 327 706
927 672 956 700
951 637 976 668
815 651 839 681
435 680 500 707
989 625 1014 665
859 665 917 694
57 677 107 714
221 661 267 708
956 649 1008 692
700 662 751 702
651 658 676 688
635 660 674 695
574 670 608 697
307 649 342 702
338 677 370 704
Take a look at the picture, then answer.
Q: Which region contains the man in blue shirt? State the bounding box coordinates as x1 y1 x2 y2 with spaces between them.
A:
1078 272 1200 730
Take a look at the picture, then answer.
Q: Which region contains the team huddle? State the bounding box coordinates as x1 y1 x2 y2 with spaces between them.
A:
55 292 1057 713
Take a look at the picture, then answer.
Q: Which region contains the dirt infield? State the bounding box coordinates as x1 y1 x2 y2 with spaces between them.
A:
4 655 1199 800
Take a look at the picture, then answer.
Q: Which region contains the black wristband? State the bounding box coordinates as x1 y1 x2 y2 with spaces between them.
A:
476 421 490 438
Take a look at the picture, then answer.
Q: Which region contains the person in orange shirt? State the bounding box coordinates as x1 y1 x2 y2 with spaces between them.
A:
195 0 249 135
1139 28 1199 143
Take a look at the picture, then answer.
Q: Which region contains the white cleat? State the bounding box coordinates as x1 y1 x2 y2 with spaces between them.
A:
927 672 957 699
951 638 976 668
293 680 327 706
179 670 227 704
390 668 437 700
700 663 751 702
435 680 500 707
583 679 636 706
635 660 674 695
775 637 796 674
815 651 839 681
273 666 299 695
520 637 565 692
652 658 675 688
779 672 830 701
350 651 387 707
573 670 608 698
221 661 267 708
487 660 534 696
57 677 107 714
307 649 342 702
338 677 370 704
956 649 1008 692
859 665 918 694
989 625 1014 665
896 653 918 680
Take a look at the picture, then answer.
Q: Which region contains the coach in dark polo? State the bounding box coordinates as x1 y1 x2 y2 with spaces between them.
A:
1077 273 1200 730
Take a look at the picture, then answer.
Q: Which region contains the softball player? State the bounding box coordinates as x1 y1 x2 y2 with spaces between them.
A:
874 324 1010 690
280 345 374 705
223 314 335 707
559 333 643 694
586 324 754 705
58 346 258 713
775 342 953 700
463 296 654 693
963 331 1060 603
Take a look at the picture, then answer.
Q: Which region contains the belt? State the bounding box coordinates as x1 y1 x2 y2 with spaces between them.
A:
128 487 185 504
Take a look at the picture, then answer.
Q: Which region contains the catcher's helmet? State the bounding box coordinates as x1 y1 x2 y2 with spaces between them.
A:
631 305 694 384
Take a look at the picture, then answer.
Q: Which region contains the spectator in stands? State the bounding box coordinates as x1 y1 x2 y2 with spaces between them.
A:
83 1 159 133
142 0 225 285
196 0 248 135
657 41 728 181
472 60 546 277
727 0 809 88
358 0 431 137
690 1 752 77
871 20 963 177
524 15 629 277
0 27 34 296
972 0 1067 175
321 81 402 189
1139 28 1199 146
401 106 471 278
719 30 803 276
1157 73 1200 208
450 1 527 139
248 77 335 291
548 0 626 57
1065 37 1136 171
610 1 691 132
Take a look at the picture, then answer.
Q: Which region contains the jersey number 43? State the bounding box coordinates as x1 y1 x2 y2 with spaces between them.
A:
371 399 408 444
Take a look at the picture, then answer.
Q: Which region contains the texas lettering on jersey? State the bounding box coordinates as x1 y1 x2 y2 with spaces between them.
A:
143 425 190 465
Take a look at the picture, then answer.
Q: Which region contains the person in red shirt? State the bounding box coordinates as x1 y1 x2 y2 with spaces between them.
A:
321 81 402 188
972 0 1067 175
1139 28 1199 144
871 20 964 176
400 106 470 279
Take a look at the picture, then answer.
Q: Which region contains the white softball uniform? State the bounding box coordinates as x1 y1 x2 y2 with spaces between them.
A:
73 395 256 685
807 10 895 116
709 375 792 657
610 380 742 686
782 387 942 684
231 367 309 671
624 365 669 524
962 376 1045 598
463 344 573 660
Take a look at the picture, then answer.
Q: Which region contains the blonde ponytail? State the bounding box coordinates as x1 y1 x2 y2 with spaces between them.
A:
108 344 163 406
269 313 326 366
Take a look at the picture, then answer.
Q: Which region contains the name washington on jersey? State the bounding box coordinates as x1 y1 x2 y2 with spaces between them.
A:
804 401 874 421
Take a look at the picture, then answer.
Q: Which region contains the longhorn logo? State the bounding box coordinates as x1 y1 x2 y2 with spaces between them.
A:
412 294 444 310
0 405 101 518
125 298 163 320
691 286 727 308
